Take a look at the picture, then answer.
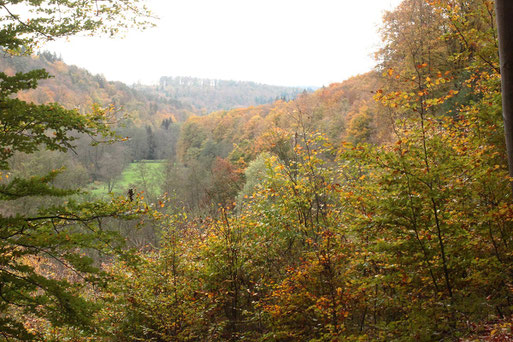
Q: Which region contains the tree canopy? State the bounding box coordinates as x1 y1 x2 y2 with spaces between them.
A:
2 0 513 341
0 0 153 53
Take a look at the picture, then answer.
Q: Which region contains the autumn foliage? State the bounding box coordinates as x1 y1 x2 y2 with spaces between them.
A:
3 0 513 341
96 1 513 341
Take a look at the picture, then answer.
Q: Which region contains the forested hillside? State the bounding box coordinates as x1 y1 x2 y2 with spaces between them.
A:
0 51 309 203
2 0 513 341
0 52 306 124
136 76 308 114
0 51 194 124
166 72 382 214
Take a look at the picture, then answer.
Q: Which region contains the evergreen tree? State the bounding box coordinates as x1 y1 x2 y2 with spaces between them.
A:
146 125 157 160
0 0 152 339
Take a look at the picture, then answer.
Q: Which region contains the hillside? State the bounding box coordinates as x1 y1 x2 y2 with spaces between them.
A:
0 51 192 125
136 76 309 114
175 71 383 170
1 51 307 125
3 0 513 341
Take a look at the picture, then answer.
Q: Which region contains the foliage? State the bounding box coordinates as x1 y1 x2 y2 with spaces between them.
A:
3 0 513 341
0 0 153 54
96 1 513 341
0 0 154 339
0 52 193 124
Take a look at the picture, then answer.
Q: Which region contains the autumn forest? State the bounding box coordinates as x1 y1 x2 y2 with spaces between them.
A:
1 0 513 341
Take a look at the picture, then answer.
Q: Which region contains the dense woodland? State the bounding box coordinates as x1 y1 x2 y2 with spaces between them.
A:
1 0 513 341
140 76 307 113
1 52 305 123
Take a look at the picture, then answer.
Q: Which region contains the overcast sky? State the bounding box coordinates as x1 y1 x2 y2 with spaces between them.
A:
45 0 402 87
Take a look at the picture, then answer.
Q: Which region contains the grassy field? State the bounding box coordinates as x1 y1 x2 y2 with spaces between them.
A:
88 160 167 197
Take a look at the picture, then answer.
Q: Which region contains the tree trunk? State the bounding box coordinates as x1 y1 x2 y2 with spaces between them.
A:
496 0 513 195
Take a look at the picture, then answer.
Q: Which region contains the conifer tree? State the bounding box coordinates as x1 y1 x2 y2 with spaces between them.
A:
0 1 153 339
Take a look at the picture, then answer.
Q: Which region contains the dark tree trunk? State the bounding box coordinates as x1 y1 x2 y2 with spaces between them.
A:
496 0 513 195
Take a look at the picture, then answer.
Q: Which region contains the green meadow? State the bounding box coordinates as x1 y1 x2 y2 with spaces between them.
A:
88 160 167 197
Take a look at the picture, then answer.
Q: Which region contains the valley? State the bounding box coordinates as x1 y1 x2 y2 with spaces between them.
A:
1 1 512 341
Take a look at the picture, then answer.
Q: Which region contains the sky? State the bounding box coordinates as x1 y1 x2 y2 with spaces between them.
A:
45 0 402 88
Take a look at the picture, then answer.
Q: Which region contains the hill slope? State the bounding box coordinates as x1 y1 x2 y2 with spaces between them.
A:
137 76 309 114
1 51 308 125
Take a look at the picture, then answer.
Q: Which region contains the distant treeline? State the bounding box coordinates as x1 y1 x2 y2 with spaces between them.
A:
1 50 310 125
134 75 311 113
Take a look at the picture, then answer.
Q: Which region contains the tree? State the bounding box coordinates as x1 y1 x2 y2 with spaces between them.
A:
0 1 153 339
0 0 153 54
495 0 513 193
146 125 157 160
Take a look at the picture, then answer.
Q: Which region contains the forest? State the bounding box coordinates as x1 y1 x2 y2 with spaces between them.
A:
1 0 513 341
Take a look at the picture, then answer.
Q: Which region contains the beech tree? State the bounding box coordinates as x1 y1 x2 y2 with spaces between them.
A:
0 1 153 339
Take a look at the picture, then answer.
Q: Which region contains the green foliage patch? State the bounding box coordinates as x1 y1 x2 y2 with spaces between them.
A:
88 160 166 197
